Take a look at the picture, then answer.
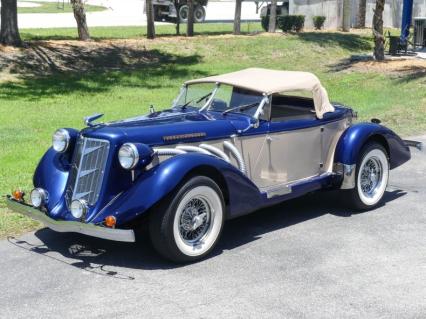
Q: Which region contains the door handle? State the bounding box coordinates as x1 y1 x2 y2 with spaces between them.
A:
266 135 279 142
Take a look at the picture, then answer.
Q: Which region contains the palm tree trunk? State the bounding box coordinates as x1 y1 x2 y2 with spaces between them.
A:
174 0 180 35
187 0 194 37
342 0 351 31
0 0 22 46
146 0 155 39
71 0 90 41
356 0 367 28
268 0 277 33
372 0 385 60
233 0 242 35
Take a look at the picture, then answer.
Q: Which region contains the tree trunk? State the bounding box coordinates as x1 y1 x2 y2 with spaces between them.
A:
233 0 242 35
342 0 351 31
372 0 385 60
174 0 180 35
146 0 155 39
268 0 277 33
0 0 22 46
187 0 194 37
356 0 366 28
71 0 90 41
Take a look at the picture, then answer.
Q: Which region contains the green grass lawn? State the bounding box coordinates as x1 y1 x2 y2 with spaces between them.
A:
18 1 107 14
0 24 425 238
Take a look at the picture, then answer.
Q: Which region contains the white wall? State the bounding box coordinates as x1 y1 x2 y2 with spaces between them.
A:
290 0 426 29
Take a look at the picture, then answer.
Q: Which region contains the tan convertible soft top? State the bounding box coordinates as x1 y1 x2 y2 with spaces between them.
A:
185 68 335 119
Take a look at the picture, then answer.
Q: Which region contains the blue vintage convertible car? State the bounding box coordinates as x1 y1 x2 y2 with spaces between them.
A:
7 68 420 262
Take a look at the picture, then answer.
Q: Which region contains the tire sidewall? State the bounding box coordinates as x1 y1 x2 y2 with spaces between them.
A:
179 5 189 22
165 176 225 261
355 143 389 208
194 5 206 23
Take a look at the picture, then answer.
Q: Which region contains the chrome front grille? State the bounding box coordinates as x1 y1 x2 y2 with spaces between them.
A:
65 137 110 207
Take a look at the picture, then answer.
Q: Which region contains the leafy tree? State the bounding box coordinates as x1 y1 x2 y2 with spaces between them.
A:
268 0 277 33
372 0 385 60
233 0 242 35
0 0 22 46
146 0 155 39
71 0 90 41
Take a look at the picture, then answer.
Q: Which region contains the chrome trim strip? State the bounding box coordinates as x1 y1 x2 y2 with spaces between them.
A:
6 198 135 243
263 184 292 199
335 163 356 189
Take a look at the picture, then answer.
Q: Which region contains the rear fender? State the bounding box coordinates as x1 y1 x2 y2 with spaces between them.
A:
89 153 263 225
334 122 410 169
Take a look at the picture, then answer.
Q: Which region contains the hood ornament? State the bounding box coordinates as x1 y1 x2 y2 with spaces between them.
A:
84 113 104 127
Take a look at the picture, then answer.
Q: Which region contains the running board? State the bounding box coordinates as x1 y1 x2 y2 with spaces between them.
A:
261 173 333 199
263 184 292 199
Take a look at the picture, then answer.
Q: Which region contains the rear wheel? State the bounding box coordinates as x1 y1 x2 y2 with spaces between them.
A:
149 176 225 263
345 142 389 210
178 5 189 22
194 5 206 23
179 4 205 23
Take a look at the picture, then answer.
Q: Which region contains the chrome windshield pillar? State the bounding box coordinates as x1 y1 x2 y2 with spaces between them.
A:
199 82 220 112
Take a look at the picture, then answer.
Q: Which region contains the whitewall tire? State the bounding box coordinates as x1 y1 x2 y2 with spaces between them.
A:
346 142 389 210
149 176 225 262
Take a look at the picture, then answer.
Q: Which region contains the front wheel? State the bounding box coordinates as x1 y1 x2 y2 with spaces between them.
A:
149 176 225 263
345 142 389 210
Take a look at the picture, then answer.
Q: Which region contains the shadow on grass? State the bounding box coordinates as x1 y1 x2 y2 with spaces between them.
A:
394 65 426 83
7 189 406 275
297 32 372 51
0 41 205 100
328 54 426 83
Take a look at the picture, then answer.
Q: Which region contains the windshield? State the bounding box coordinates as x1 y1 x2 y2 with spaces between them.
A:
173 83 264 117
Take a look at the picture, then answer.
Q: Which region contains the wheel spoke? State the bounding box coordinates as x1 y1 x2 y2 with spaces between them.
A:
178 196 211 244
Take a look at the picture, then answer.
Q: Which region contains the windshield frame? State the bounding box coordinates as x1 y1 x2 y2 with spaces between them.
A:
173 82 268 120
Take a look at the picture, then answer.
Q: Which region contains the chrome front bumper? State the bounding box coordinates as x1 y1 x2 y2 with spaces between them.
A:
6 197 135 243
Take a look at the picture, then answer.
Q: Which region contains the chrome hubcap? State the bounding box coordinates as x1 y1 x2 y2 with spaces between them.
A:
360 157 383 197
179 197 211 244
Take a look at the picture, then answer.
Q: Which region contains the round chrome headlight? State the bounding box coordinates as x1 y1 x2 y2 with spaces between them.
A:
118 143 139 170
70 199 88 219
30 188 48 208
52 129 70 153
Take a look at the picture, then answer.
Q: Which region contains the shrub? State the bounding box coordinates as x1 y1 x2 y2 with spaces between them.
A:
261 16 269 31
277 15 305 33
313 16 326 30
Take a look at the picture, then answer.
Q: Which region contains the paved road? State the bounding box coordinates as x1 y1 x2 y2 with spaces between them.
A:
14 0 261 29
1 136 425 318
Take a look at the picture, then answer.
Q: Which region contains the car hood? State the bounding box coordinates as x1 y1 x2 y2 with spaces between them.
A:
81 109 252 146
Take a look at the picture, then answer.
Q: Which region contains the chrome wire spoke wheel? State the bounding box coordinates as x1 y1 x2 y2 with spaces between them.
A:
179 197 211 244
356 147 389 207
173 185 223 257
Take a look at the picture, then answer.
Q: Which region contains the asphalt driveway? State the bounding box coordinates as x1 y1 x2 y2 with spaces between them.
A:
0 136 425 318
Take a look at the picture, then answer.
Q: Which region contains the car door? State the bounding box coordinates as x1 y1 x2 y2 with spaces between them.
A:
258 95 323 189
265 122 322 186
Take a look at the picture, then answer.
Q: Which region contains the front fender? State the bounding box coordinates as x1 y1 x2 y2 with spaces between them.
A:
335 122 410 169
89 153 263 225
33 148 70 213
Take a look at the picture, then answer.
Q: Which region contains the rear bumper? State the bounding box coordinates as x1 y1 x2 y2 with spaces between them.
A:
403 140 423 151
6 197 135 243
